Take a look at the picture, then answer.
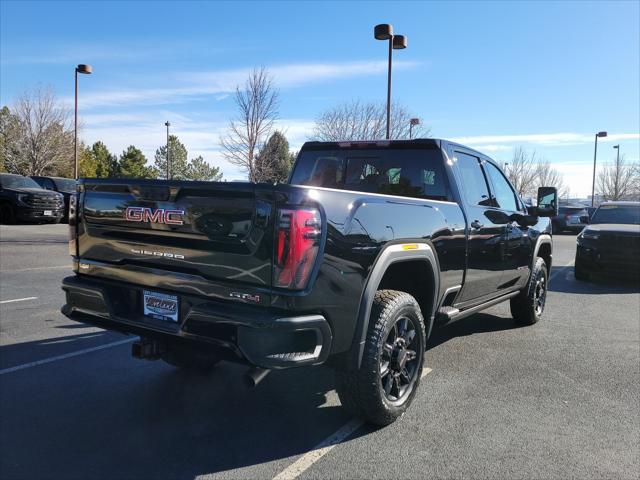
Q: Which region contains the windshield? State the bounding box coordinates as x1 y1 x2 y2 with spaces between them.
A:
0 175 41 189
53 178 76 192
290 147 449 200
591 205 640 225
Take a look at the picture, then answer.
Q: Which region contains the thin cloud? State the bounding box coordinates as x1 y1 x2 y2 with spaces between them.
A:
450 132 640 146
467 144 512 152
188 60 421 88
68 60 421 109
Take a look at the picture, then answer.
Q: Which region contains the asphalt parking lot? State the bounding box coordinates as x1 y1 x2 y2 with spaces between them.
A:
1 224 638 480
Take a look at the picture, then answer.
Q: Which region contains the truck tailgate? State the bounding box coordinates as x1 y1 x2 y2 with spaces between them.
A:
78 180 274 289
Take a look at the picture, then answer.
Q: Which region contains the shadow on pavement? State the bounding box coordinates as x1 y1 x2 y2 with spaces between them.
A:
549 266 640 295
0 304 577 479
428 312 523 351
0 334 360 480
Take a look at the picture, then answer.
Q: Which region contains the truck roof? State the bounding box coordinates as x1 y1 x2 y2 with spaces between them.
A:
300 138 491 159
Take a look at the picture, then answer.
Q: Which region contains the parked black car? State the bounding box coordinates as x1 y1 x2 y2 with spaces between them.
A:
61 139 558 425
31 176 77 220
575 201 640 281
552 205 589 233
0 173 64 224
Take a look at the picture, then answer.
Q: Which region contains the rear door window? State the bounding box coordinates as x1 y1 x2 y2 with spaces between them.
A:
290 147 449 200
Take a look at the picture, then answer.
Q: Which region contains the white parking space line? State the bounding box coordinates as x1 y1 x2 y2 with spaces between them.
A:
0 297 38 305
272 367 433 480
0 338 136 375
550 261 574 282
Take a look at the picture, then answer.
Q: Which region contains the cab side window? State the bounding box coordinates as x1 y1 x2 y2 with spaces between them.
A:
455 151 492 207
484 162 518 212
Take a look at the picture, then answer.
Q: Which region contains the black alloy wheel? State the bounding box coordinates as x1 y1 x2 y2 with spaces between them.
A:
379 315 422 404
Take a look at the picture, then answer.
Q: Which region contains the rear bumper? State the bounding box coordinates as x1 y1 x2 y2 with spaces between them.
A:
61 275 332 369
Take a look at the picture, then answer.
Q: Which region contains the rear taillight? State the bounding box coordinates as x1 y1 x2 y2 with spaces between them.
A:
68 193 78 258
273 208 321 289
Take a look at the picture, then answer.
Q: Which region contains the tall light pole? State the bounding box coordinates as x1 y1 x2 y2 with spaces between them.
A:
74 64 92 179
164 121 170 180
374 24 407 140
590 131 607 207
409 118 420 139
613 144 620 164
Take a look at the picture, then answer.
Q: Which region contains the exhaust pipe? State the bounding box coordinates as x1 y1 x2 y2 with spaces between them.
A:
244 367 271 387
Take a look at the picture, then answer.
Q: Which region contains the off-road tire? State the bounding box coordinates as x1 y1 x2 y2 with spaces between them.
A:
335 290 426 426
510 257 548 325
161 345 220 372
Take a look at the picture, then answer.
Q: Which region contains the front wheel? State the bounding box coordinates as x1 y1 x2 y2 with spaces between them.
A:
510 257 548 325
335 290 426 426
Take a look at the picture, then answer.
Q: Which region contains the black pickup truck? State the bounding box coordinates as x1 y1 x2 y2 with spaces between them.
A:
62 139 557 425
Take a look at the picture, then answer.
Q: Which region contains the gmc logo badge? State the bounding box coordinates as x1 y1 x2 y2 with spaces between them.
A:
124 207 185 225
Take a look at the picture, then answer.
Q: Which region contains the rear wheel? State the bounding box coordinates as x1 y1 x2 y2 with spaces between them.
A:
510 257 548 325
335 290 426 426
0 204 15 224
161 345 220 372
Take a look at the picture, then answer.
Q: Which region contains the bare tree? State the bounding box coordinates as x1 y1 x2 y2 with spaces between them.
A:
219 67 279 182
597 153 640 201
533 159 566 197
505 147 566 198
505 147 538 197
2 87 74 176
311 100 429 141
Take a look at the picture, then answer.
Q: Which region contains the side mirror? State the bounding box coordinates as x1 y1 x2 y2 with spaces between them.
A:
536 187 558 217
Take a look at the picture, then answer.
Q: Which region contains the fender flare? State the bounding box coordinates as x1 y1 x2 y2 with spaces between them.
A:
531 234 553 277
532 234 552 265
350 242 440 369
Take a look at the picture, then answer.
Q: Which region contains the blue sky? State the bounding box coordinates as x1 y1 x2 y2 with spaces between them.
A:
1 0 638 196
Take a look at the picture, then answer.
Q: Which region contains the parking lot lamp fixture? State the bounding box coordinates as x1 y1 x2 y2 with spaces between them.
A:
591 131 607 207
374 24 408 140
74 64 92 180
613 144 620 164
409 118 420 139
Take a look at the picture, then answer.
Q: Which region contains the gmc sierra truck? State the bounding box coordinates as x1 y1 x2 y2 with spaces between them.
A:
62 139 558 425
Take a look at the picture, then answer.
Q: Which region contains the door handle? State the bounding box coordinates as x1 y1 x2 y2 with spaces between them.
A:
470 220 484 230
